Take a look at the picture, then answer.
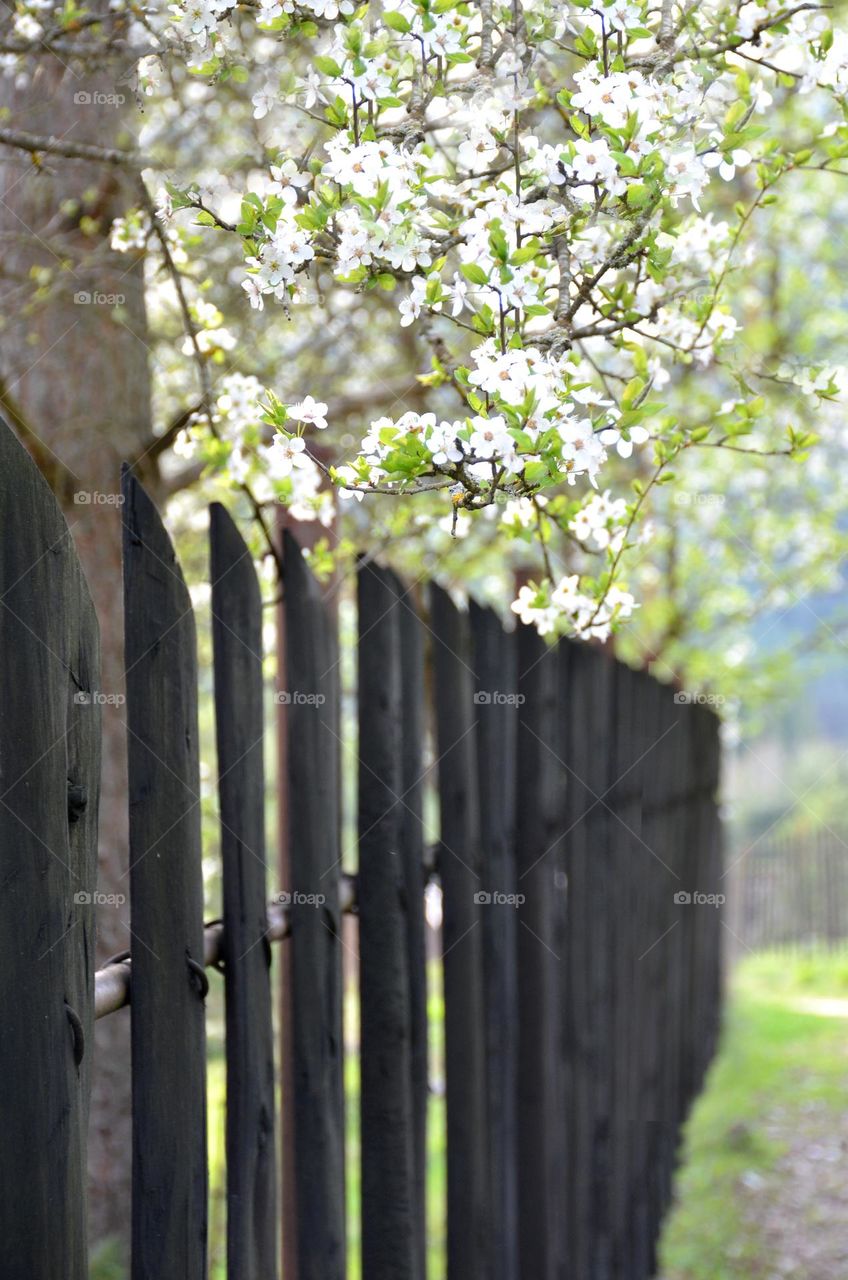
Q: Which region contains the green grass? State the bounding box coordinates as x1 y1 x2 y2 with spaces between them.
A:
203 970 448 1280
96 949 848 1280
337 966 447 1280
658 949 848 1279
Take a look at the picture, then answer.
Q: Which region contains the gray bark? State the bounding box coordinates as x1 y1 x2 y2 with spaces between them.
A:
0 45 156 1259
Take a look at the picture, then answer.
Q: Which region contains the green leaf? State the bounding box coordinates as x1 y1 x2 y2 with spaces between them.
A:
621 376 644 408
382 10 411 31
460 262 489 286
511 243 539 265
523 460 549 486
625 182 650 208
314 55 343 77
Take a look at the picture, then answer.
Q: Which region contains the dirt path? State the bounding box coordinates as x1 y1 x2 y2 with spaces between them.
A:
742 1092 848 1278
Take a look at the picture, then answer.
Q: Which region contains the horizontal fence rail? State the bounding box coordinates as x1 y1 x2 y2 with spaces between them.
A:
0 413 723 1280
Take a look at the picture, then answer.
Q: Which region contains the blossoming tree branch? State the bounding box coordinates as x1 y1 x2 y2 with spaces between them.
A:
4 0 845 637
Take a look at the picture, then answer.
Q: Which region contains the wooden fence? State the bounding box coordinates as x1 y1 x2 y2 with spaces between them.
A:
726 828 848 955
0 415 722 1280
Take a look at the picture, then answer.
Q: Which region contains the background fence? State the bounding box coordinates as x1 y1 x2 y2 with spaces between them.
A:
0 415 722 1280
726 828 848 955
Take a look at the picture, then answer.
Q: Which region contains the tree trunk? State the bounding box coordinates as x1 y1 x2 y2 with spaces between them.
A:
0 49 156 1261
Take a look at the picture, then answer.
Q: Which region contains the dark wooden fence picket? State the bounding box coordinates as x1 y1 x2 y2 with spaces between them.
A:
640 673 672 1277
283 531 346 1280
608 656 637 1280
656 685 686 1232
397 578 429 1280
469 602 520 1280
210 504 277 1280
625 667 658 1279
122 468 208 1280
515 625 567 1280
357 559 416 1279
0 420 100 1280
0 404 726 1280
430 586 489 1280
561 639 590 1280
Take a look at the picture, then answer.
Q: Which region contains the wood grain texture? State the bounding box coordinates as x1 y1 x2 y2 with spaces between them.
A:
397 578 429 1280
561 640 592 1280
430 586 488 1280
515 625 565 1280
0 416 100 1278
283 532 346 1280
469 603 519 1280
210 504 277 1280
357 560 416 1280
122 468 207 1280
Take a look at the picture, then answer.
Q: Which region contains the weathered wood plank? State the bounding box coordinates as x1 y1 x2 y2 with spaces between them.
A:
210 504 277 1280
639 674 671 1273
609 660 645 1280
623 667 656 1279
0 416 100 1278
283 531 346 1280
515 624 565 1280
397 577 429 1280
430 585 488 1280
470 602 519 1280
561 640 591 1280
651 683 683 1246
358 559 416 1279
586 648 616 1280
122 468 207 1280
